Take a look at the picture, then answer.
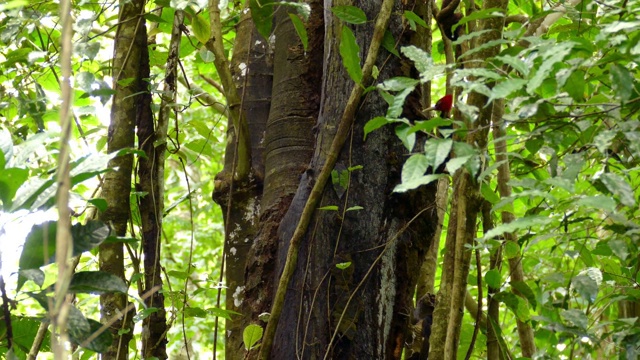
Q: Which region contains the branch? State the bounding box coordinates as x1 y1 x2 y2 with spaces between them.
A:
258 0 395 357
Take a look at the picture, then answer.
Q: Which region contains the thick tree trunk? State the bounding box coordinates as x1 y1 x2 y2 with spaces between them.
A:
264 0 438 358
97 0 147 357
215 5 273 357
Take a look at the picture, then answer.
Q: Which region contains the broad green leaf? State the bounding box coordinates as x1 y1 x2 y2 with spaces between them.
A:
485 269 502 288
387 87 414 118
511 281 537 309
289 13 308 51
494 292 530 321
75 318 112 353
395 124 416 152
445 155 472 174
250 0 274 40
598 172 635 207
610 64 634 101
0 167 29 209
72 220 111 255
401 46 439 80
483 216 552 241
191 13 211 44
454 8 505 31
488 78 527 102
208 307 239 320
331 5 367 24
394 174 444 193
67 271 128 294
18 220 110 291
336 262 352 269
381 31 399 57
401 154 429 184
378 77 419 91
184 307 208 318
494 55 529 76
339 26 362 84
571 274 598 303
504 241 520 259
87 198 108 212
424 138 452 171
527 42 574 94
480 182 500 204
403 11 427 30
18 269 45 288
408 118 453 135
243 324 264 350
561 309 588 330
576 196 616 212
364 117 390 139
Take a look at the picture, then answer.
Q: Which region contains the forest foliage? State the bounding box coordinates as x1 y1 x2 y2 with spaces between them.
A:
0 0 639 357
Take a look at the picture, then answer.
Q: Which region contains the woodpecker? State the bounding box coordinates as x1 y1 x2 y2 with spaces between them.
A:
422 94 453 118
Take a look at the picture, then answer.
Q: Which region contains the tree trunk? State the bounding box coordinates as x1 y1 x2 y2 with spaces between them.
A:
97 0 147 357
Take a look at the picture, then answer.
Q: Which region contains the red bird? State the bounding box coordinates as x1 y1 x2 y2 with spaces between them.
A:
433 94 453 118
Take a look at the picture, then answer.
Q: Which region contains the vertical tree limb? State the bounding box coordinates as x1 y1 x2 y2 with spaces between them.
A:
52 0 73 356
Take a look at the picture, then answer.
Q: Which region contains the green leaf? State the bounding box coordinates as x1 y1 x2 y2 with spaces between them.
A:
494 55 529 76
445 155 472 175
504 241 520 259
364 116 390 139
381 31 399 57
610 64 634 101
576 195 616 212
561 309 588 330
394 174 444 193
75 318 112 353
424 138 452 171
243 324 264 350
18 220 111 291
485 269 502 288
289 14 308 51
483 216 552 241
346 206 363 211
526 42 574 94
401 46 438 79
208 307 239 320
395 124 415 151
403 11 427 29
598 173 635 207
494 292 530 321
72 220 111 255
511 281 537 309
18 269 45 288
488 78 527 102
378 77 419 91
339 26 363 84
331 5 367 24
250 0 274 40
481 183 500 204
571 274 598 303
87 198 108 212
336 262 352 269
184 307 208 318
318 205 339 211
454 8 504 31
401 154 428 184
0 167 29 209
67 271 128 294
191 13 211 44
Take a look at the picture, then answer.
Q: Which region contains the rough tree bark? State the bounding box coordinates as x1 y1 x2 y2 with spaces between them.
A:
215 0 440 358
97 0 147 357
212 3 273 357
